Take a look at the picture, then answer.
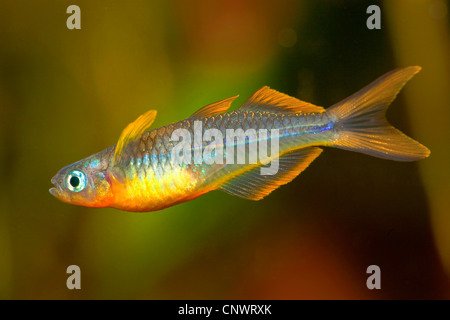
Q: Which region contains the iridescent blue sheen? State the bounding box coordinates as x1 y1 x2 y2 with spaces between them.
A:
143 154 150 167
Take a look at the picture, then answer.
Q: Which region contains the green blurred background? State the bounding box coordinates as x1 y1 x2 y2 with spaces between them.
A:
0 0 449 299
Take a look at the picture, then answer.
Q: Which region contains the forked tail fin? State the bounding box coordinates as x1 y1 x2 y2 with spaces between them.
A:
328 66 430 161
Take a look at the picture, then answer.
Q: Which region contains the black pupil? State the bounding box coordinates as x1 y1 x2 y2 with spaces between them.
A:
70 176 80 188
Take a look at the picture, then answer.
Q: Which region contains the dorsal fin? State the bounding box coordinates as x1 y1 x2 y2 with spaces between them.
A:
190 95 239 118
218 147 323 200
113 110 157 165
239 86 325 114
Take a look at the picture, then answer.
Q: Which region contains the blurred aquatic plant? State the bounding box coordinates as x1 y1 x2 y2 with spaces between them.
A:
385 0 450 277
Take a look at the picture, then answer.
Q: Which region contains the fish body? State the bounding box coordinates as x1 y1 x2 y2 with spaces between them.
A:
110 110 333 211
50 66 430 212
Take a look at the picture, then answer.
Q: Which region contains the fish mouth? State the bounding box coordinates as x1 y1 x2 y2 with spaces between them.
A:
49 187 59 197
49 175 60 197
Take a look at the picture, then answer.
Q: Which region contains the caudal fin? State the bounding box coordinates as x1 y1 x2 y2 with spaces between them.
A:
328 66 430 161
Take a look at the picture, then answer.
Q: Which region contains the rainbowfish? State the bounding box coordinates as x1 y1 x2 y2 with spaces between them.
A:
50 66 430 212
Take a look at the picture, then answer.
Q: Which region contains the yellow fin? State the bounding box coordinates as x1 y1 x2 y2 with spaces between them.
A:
219 147 323 200
329 66 430 161
240 86 325 114
113 110 157 165
190 95 239 118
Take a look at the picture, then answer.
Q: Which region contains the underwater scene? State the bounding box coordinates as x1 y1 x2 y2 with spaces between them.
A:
0 0 449 299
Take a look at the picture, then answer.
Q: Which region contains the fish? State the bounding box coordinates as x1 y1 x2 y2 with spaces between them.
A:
49 66 430 212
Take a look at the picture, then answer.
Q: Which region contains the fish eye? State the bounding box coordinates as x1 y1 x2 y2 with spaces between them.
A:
66 170 87 192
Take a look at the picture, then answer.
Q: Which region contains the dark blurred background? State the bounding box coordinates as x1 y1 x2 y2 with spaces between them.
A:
0 0 449 299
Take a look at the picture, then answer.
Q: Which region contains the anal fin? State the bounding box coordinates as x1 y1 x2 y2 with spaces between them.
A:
218 147 323 200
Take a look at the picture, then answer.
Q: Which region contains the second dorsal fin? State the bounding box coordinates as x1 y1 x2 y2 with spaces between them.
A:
239 86 325 114
113 110 157 165
190 95 239 118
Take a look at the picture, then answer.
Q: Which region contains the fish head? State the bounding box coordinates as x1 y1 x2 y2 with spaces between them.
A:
49 151 115 208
